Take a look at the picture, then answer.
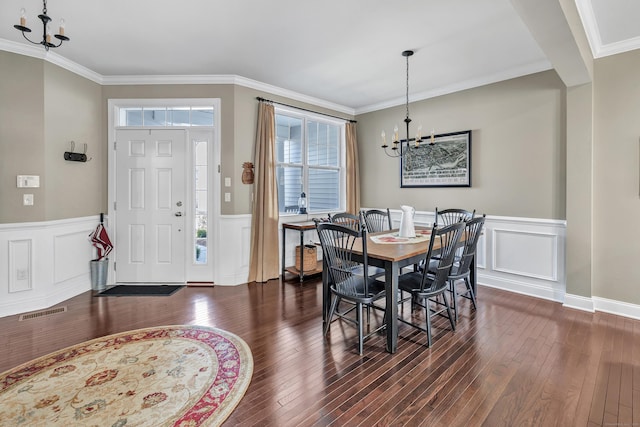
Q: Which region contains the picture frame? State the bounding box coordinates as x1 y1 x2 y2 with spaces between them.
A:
400 130 472 188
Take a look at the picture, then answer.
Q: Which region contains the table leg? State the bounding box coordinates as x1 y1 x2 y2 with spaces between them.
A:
322 256 330 328
299 230 304 282
385 261 399 353
281 227 286 278
470 255 477 296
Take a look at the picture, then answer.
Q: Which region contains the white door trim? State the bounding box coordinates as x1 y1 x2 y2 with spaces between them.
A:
107 98 221 285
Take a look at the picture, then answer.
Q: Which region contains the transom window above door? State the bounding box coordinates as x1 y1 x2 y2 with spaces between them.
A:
118 107 214 127
275 110 345 214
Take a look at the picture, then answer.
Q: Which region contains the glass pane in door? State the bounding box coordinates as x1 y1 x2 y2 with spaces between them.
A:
194 139 208 264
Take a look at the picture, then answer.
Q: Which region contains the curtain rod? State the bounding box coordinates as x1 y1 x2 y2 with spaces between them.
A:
256 97 356 123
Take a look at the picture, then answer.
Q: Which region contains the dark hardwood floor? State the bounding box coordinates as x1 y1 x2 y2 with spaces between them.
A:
1 276 638 426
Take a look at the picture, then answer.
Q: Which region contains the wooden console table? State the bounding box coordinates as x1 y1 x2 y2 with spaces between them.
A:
281 221 322 282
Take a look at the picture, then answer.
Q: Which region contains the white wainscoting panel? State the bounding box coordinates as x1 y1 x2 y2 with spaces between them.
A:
8 239 32 293
477 215 566 302
0 216 101 318
54 231 94 284
216 215 252 285
378 209 567 303
492 229 558 281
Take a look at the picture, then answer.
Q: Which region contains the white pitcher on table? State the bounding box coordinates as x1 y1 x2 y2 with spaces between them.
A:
398 205 416 238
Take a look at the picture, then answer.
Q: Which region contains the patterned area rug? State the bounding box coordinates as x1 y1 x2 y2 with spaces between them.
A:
0 325 253 426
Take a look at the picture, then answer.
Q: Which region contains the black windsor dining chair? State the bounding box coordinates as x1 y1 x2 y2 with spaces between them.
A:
316 222 387 355
445 215 485 323
362 208 393 233
328 212 362 230
397 220 465 347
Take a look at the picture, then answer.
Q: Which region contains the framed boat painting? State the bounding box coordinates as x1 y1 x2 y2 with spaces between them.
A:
400 130 471 188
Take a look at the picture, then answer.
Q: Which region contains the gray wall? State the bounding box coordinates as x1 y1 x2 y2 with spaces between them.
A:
593 49 640 304
44 62 103 220
357 70 567 219
566 83 593 299
0 51 102 222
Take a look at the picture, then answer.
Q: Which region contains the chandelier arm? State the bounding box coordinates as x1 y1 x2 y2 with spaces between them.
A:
382 140 416 158
382 147 401 158
19 30 41 46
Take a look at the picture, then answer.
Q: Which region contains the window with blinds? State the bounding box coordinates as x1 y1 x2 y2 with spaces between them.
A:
275 111 344 214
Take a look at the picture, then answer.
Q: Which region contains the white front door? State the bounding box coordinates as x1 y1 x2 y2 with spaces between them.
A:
115 129 186 282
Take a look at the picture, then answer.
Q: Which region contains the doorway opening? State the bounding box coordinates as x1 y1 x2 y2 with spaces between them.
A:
107 99 221 284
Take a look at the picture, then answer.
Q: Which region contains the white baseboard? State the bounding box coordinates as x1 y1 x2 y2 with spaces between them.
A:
478 274 564 302
563 293 595 312
593 296 640 320
562 294 640 320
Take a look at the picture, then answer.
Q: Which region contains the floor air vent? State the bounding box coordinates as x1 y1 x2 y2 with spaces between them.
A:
19 306 67 321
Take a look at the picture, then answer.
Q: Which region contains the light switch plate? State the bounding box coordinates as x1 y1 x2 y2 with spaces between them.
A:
224 177 231 187
17 175 40 188
224 192 231 202
23 194 34 206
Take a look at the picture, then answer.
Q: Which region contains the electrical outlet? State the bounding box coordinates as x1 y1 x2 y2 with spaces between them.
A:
23 194 34 206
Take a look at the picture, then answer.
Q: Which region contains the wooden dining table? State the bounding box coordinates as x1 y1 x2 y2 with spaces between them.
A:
321 227 477 354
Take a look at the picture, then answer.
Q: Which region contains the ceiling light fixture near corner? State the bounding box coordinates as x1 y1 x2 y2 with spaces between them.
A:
13 0 70 51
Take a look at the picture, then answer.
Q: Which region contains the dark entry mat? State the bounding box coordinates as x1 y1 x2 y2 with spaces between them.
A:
96 285 184 297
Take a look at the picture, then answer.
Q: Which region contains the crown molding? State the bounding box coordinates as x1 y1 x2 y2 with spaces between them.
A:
101 74 355 116
0 38 46 60
232 76 356 116
1 38 355 116
574 0 602 58
574 0 640 59
0 39 103 84
100 74 237 86
355 59 552 115
595 35 640 59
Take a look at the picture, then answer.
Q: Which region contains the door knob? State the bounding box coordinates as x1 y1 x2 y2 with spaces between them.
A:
176 201 183 207
175 212 182 217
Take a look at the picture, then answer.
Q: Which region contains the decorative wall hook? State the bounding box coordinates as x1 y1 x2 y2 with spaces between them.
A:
64 141 90 162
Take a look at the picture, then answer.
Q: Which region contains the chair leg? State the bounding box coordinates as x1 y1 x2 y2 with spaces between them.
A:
449 280 458 325
356 303 364 355
464 277 477 310
424 297 432 348
366 305 371 329
324 294 340 336
442 292 456 332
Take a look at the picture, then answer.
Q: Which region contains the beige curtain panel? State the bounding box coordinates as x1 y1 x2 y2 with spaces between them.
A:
248 101 280 283
345 122 361 215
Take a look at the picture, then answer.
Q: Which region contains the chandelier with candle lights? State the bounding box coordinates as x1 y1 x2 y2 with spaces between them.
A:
381 50 435 158
13 0 69 51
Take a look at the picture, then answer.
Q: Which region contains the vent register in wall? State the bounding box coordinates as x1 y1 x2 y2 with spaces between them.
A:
18 306 67 321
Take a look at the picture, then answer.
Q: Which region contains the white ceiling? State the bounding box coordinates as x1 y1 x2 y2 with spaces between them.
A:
0 0 637 114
